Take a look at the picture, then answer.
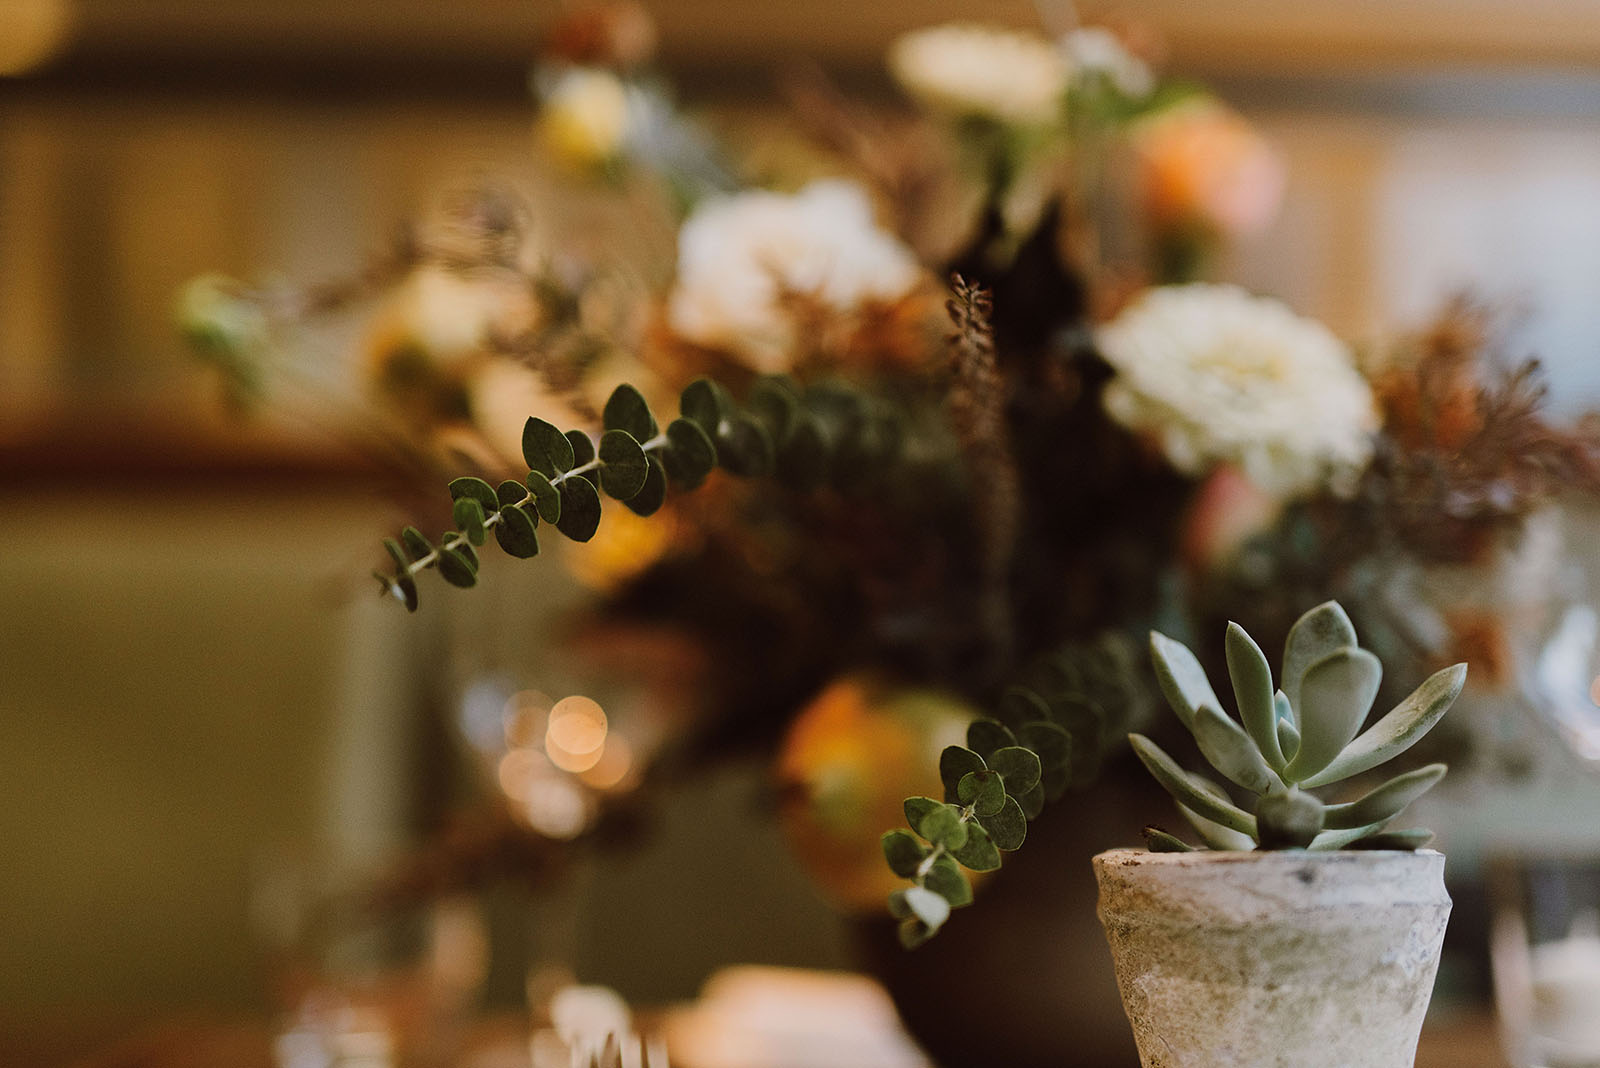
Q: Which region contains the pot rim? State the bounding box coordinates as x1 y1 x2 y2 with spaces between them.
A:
1094 846 1444 866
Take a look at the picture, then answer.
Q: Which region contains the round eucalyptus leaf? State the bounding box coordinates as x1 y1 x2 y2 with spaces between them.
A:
903 796 940 834
715 414 775 478
623 457 668 517
919 804 968 851
494 504 540 559
938 746 987 803
881 830 929 878
522 417 574 476
680 377 732 436
950 823 1001 872
663 418 717 488
957 771 1006 817
524 470 562 523
988 746 1043 797
436 546 478 588
452 497 487 546
447 476 498 511
555 476 602 542
978 796 1027 851
400 526 432 563
598 429 649 500
776 417 828 490
923 855 973 908
602 383 658 441
566 429 596 467
966 719 1017 761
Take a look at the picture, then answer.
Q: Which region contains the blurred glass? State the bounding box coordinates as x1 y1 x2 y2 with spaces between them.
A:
1492 856 1600 1067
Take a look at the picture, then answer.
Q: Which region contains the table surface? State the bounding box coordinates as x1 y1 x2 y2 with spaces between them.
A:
45 1011 1509 1068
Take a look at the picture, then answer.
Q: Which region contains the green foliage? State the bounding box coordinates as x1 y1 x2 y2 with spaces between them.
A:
1132 602 1466 853
881 635 1150 944
371 375 931 611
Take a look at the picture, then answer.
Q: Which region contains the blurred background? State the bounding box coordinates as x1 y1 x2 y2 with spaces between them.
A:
9 2 1600 1066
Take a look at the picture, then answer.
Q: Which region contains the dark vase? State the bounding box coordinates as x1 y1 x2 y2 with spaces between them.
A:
851 766 1161 1068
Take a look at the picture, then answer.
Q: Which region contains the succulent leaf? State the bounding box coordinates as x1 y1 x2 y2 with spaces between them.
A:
1129 734 1257 837
1254 787 1326 849
1308 821 1389 851
1150 631 1223 731
1180 776 1259 851
1227 622 1285 770
1300 663 1468 788
1321 763 1447 830
1144 827 1196 852
1281 600 1358 716
1282 647 1383 783
1346 827 1435 851
1191 704 1283 794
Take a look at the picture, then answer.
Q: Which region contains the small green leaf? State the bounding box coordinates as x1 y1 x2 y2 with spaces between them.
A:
680 378 732 436
977 796 1026 851
522 417 574 476
966 719 1016 761
1130 734 1257 837
776 417 828 490
447 476 498 512
452 497 487 546
1301 663 1467 788
749 377 799 440
903 796 940 832
902 886 951 930
1283 647 1383 783
436 545 478 588
662 418 718 489
602 383 658 441
939 746 986 803
494 504 540 559
1150 631 1223 732
1281 600 1359 715
1346 827 1435 851
624 457 668 517
957 771 1005 816
555 476 602 542
567 430 596 467
923 855 973 908
382 538 409 572
524 471 561 523
950 823 1001 871
998 686 1052 729
1015 781 1045 819
497 479 529 509
881 830 928 878
1322 763 1447 830
715 413 775 478
918 804 969 850
400 526 432 562
1227 622 1285 771
373 567 418 612
897 917 936 949
1018 721 1073 801
1144 827 1196 852
598 429 649 500
988 746 1042 797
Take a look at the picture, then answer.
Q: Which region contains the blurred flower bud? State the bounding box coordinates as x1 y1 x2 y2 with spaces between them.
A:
1131 96 1286 240
542 1 657 71
539 67 631 170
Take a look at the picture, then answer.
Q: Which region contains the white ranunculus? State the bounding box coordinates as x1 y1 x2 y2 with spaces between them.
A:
666 180 922 372
1096 284 1378 496
888 23 1069 127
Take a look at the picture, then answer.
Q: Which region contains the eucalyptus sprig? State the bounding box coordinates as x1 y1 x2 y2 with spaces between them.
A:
881 637 1146 948
373 374 910 609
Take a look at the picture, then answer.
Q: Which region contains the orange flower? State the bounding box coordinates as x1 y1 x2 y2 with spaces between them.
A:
1131 97 1285 240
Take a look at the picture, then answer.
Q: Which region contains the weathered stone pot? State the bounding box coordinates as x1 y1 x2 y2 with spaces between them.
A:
1094 848 1452 1068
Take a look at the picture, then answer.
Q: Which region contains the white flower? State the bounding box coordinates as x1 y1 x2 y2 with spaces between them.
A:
667 180 922 372
540 66 631 167
888 24 1068 126
1096 284 1378 496
1063 27 1153 100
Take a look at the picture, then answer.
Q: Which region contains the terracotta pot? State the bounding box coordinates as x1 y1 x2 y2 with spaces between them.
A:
1094 848 1452 1068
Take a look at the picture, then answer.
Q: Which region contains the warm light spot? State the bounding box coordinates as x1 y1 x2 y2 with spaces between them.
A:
1589 675 1600 707
521 776 592 839
0 0 74 76
497 747 550 803
580 734 636 791
546 696 608 772
504 690 552 749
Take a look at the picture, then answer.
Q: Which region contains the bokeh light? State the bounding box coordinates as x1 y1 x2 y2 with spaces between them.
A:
545 695 608 773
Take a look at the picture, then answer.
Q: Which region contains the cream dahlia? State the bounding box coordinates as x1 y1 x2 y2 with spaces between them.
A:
1096 284 1378 496
888 23 1068 127
666 180 922 372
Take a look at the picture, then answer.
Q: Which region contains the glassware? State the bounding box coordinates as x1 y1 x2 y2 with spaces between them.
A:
1491 855 1600 1068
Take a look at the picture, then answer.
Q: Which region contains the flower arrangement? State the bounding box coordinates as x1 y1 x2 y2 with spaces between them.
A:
184 5 1600 958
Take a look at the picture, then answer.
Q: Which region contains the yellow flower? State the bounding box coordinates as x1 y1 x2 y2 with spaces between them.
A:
540 67 631 169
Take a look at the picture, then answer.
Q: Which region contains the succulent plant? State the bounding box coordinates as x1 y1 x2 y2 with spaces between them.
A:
1135 601 1467 852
